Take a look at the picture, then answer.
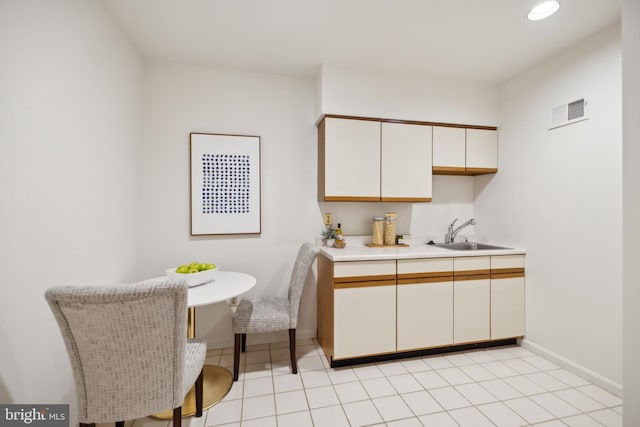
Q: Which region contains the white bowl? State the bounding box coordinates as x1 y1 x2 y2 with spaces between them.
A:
166 266 218 287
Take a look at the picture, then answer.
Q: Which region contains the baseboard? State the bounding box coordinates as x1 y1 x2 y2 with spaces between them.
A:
520 338 623 397
206 328 317 350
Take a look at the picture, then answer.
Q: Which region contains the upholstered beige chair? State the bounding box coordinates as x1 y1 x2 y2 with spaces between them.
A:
232 242 319 381
45 279 206 427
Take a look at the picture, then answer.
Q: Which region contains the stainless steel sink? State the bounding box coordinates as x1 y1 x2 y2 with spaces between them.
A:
429 242 513 251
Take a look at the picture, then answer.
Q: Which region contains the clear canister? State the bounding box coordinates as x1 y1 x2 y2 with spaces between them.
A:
372 217 385 245
384 212 397 245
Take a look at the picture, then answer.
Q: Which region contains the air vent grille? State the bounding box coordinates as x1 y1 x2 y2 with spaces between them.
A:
549 98 588 130
568 99 585 121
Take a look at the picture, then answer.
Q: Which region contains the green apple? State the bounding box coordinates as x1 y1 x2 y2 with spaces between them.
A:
176 265 190 274
202 263 216 270
188 267 200 274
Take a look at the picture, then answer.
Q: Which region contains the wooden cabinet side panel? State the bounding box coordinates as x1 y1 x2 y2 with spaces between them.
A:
317 255 334 364
317 118 326 201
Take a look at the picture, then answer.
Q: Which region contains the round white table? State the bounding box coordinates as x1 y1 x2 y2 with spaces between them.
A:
154 271 256 419
188 271 256 307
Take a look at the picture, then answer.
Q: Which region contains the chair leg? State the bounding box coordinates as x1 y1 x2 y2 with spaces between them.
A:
173 407 181 427
195 368 204 417
233 333 241 381
241 333 247 352
289 328 297 374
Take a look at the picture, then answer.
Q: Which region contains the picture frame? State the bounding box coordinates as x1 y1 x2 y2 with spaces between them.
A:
190 133 261 235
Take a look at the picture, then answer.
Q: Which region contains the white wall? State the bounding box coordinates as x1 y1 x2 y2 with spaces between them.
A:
0 0 142 410
475 24 623 390
318 65 499 125
622 0 640 424
140 62 320 347
316 66 499 239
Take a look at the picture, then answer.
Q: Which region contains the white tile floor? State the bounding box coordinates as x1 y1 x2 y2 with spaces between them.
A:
124 340 623 427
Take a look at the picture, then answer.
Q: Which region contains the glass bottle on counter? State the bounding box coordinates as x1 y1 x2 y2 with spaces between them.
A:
336 223 343 241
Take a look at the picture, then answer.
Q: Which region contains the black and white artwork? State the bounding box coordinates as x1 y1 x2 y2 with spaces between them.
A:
190 133 261 235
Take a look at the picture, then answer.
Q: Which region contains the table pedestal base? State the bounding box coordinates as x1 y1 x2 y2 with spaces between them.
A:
152 365 233 419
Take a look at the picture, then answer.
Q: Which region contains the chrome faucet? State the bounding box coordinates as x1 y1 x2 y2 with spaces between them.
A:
445 218 477 243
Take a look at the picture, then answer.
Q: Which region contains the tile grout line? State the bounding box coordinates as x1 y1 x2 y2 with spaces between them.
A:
186 343 623 427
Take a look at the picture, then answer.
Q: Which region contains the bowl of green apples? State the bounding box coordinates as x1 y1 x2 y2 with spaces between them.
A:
166 262 218 287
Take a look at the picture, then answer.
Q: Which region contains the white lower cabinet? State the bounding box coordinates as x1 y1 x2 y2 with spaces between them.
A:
490 254 526 339
317 254 525 366
453 256 491 344
334 283 396 359
397 258 454 351
397 281 453 350
454 278 490 343
491 277 525 339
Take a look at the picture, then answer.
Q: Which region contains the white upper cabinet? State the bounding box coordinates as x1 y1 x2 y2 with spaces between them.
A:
433 126 498 175
466 128 498 172
381 122 432 202
319 116 433 202
320 117 381 201
432 126 466 172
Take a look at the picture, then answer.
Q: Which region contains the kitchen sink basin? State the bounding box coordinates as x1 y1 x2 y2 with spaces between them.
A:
429 242 513 251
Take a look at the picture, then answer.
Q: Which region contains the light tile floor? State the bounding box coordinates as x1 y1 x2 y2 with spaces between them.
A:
125 340 623 427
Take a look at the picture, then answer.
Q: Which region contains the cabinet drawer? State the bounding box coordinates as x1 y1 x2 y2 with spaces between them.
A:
491 255 525 278
491 255 525 269
454 256 490 271
454 256 490 278
397 258 453 275
334 260 396 281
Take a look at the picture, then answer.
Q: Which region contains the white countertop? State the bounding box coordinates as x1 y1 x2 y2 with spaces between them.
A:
320 236 525 262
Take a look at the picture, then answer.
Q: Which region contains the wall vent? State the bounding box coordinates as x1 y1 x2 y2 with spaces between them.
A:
549 98 588 130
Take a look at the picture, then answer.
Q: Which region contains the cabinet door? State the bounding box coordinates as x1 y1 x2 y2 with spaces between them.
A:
466 129 498 171
323 117 381 200
491 276 525 339
334 283 396 359
454 256 490 343
432 126 466 173
491 254 525 339
454 278 490 344
397 258 453 351
397 280 453 351
381 122 432 201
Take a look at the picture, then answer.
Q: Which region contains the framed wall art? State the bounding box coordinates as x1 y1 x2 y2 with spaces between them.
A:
190 133 261 235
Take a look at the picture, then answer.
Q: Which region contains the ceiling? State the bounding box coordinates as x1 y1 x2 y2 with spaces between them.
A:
99 0 621 84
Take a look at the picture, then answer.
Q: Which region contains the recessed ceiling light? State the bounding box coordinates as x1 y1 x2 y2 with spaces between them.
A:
528 1 560 21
